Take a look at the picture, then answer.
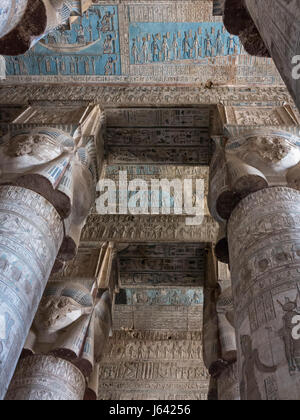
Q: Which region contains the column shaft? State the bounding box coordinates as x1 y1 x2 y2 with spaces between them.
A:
228 187 300 400
0 186 63 399
5 355 86 400
218 363 240 400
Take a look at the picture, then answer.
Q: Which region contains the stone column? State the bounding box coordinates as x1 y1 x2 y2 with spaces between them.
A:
6 245 115 400
5 355 86 400
0 186 63 400
0 105 104 399
209 126 300 400
84 363 100 400
228 187 300 400
216 271 240 400
218 363 240 401
203 247 223 378
203 248 240 400
0 0 92 55
223 0 300 112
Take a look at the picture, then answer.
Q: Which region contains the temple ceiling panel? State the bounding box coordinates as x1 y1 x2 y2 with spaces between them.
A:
80 214 218 243
112 305 203 331
104 107 213 165
117 243 206 288
1 0 282 86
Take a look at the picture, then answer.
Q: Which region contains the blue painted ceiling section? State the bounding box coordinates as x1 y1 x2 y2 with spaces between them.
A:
5 5 121 76
4 4 241 77
129 22 240 65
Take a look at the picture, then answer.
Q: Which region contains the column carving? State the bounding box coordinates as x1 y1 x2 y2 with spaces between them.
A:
0 105 104 399
0 186 63 399
218 363 240 401
209 125 300 399
216 272 240 400
5 355 86 400
7 243 117 400
203 249 240 399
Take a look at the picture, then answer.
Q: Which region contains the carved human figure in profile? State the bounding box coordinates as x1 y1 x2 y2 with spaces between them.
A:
131 38 139 64
277 295 300 373
214 30 223 55
101 9 115 32
240 335 277 400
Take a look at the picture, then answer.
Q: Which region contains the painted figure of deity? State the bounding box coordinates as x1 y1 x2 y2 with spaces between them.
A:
240 335 277 400
278 296 300 373
104 57 117 75
152 35 160 62
101 9 115 32
182 32 191 59
161 35 169 61
204 30 212 57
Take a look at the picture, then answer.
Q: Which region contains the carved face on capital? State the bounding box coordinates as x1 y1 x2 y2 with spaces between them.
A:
248 136 294 163
4 133 63 161
34 296 84 333
34 284 93 333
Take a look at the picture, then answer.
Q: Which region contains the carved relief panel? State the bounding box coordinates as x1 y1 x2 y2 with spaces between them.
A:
98 330 209 400
118 243 206 288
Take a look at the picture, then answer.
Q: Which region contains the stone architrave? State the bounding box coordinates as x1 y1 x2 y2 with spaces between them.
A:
0 85 292 108
209 126 300 399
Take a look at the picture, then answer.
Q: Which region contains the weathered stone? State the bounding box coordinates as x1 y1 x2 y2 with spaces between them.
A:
224 0 300 112
0 186 63 399
5 355 86 400
218 362 240 400
98 330 209 400
228 187 300 400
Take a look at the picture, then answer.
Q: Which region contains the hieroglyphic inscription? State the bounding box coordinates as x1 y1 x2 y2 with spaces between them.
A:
98 330 209 400
228 187 300 400
112 305 203 332
105 107 212 165
118 243 206 288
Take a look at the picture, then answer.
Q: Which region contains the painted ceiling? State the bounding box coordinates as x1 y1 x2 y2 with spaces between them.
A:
2 0 282 85
104 107 213 165
116 243 206 307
